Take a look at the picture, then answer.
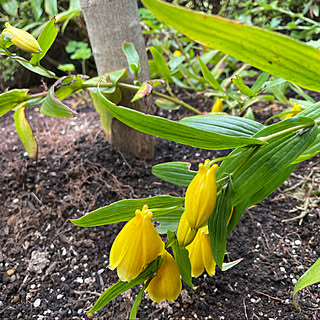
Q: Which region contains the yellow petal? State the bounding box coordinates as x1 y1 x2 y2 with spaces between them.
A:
4 23 41 53
147 251 182 302
186 232 205 277
211 98 223 113
201 233 216 276
177 212 197 247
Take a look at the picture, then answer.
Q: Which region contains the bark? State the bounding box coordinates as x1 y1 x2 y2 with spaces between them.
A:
80 0 154 159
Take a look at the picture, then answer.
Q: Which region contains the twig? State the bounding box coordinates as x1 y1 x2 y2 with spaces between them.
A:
74 290 100 297
243 297 248 320
254 290 285 303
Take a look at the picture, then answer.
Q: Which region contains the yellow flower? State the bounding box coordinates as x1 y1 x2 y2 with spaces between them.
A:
211 98 223 113
184 160 218 230
186 226 216 277
3 23 41 53
284 103 302 119
147 250 182 302
109 205 164 282
177 211 196 247
173 50 181 57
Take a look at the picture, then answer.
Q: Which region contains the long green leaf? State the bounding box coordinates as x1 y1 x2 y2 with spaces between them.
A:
30 17 59 65
0 89 29 117
88 258 162 313
69 195 184 227
96 89 265 150
14 107 37 159
293 258 320 309
152 162 196 187
209 181 233 269
180 114 265 137
142 0 320 92
168 230 193 288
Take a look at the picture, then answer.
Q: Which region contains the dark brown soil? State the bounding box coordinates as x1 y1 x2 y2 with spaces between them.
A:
0 102 319 320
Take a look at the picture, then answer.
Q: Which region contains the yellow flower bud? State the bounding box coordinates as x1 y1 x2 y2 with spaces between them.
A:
3 23 41 53
186 226 216 277
184 160 218 230
173 50 181 57
109 205 164 282
177 211 197 247
284 103 302 119
211 98 223 113
147 250 182 302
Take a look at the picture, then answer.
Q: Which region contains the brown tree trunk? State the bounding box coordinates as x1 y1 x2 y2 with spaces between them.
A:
80 0 154 159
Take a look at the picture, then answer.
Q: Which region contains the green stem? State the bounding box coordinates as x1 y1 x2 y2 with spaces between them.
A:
231 146 260 178
218 0 230 16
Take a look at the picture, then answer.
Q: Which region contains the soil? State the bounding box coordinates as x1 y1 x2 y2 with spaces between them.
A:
0 99 320 320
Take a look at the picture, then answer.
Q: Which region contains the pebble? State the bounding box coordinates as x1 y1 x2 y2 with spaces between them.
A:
60 276 66 282
7 269 15 276
34 298 41 308
294 240 301 246
77 309 83 315
57 294 63 300
280 267 286 273
75 277 83 284
12 198 19 204
292 279 297 285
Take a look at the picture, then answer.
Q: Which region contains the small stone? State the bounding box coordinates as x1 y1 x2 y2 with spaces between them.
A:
12 199 19 204
60 276 66 282
77 309 83 315
57 294 63 300
294 240 301 246
75 277 83 284
292 278 297 285
7 269 15 276
34 298 41 308
280 267 286 273
11 295 19 303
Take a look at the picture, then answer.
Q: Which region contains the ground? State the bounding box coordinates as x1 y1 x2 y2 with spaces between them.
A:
0 100 320 320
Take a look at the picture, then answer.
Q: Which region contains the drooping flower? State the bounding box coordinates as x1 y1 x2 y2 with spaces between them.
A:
177 211 196 247
184 160 218 230
3 23 41 53
147 250 182 302
211 98 223 113
109 204 164 282
186 226 216 278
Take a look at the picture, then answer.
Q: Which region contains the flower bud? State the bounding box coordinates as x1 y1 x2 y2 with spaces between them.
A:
177 211 197 247
185 160 218 230
3 23 41 53
284 103 302 119
211 98 223 113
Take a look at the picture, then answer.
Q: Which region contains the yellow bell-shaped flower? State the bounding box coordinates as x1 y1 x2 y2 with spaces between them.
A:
147 250 182 302
184 160 218 230
211 98 223 113
177 211 197 247
109 205 164 282
186 226 216 277
3 23 41 53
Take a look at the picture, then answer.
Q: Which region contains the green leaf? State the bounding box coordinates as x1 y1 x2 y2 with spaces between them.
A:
231 124 317 206
0 89 29 117
209 181 234 269
88 258 163 313
88 91 112 139
131 82 152 102
198 56 222 90
155 208 183 234
152 162 196 187
297 101 320 121
70 195 184 227
221 258 243 271
97 89 266 150
122 42 141 77
31 0 43 20
14 107 37 159
142 0 320 92
293 258 320 309
30 17 59 65
226 201 248 235
232 75 256 97
15 57 56 78
150 47 171 79
293 130 320 164
44 0 57 17
251 72 270 93
155 98 180 110
180 114 264 137
0 0 17 16
167 230 193 288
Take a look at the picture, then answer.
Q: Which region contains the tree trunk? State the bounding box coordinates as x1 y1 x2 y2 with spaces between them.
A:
80 0 154 159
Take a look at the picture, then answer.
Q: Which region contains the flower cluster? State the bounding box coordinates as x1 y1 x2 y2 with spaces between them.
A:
108 159 219 304
109 204 181 302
